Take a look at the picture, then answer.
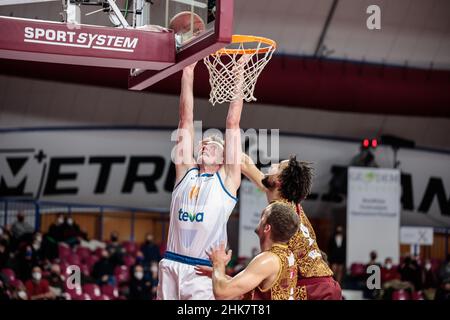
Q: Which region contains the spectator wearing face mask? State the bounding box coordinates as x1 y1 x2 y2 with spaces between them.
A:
62 216 82 247
381 257 400 283
24 266 54 300
141 234 161 267
47 213 66 243
128 264 152 300
106 231 124 267
328 225 346 285
46 264 65 299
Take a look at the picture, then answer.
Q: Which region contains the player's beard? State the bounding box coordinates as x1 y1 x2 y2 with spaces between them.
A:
261 175 276 190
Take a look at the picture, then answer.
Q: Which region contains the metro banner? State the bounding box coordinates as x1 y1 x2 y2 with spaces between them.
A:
0 16 175 69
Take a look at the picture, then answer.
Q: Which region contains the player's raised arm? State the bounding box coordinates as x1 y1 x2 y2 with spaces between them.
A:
223 55 251 195
241 153 268 192
174 62 197 184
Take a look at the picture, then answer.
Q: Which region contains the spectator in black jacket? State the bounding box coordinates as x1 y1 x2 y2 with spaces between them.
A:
128 264 152 300
328 225 346 285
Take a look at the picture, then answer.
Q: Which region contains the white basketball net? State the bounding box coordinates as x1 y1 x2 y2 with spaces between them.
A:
203 39 275 105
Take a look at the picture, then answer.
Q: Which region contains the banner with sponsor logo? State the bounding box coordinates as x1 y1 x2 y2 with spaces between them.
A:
0 16 174 69
346 167 401 267
1 128 449 228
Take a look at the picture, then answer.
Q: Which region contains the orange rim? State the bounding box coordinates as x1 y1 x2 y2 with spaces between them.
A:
214 35 276 55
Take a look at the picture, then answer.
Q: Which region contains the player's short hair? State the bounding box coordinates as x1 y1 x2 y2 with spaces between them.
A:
279 155 314 203
202 134 225 149
264 202 299 243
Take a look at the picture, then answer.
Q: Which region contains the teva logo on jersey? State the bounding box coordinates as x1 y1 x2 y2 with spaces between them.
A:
24 27 139 53
178 209 204 222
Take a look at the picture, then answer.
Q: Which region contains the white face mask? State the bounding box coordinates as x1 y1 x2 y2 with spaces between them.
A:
134 271 144 280
385 263 392 270
150 265 158 273
57 217 64 225
425 263 432 271
67 218 73 225
32 272 42 281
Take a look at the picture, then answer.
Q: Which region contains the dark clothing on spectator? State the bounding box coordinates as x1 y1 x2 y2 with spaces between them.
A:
141 241 161 264
128 277 152 300
92 258 114 282
399 260 422 290
11 221 34 240
422 269 438 289
106 242 124 267
328 235 346 264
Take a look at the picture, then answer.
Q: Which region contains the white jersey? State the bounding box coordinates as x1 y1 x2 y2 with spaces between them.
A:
166 167 237 260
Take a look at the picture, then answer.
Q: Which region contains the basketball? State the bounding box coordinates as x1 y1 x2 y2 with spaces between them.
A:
169 11 206 37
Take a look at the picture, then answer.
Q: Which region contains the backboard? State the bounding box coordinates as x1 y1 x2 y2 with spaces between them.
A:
0 0 233 91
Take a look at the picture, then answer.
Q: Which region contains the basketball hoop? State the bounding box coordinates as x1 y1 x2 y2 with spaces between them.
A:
203 35 276 105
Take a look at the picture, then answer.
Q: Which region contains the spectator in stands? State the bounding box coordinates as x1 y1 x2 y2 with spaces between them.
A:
398 255 422 290
16 245 36 281
421 258 438 300
435 278 450 301
141 233 161 266
367 250 381 267
47 213 65 242
439 254 450 284
0 277 10 300
106 231 124 267
11 212 34 244
46 264 65 299
0 239 10 270
92 249 114 286
328 225 346 285
128 264 152 300
62 216 82 247
381 257 400 283
31 232 44 262
24 266 54 300
422 259 438 288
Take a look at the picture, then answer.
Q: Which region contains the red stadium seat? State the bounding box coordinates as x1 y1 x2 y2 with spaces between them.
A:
85 255 100 270
58 243 72 261
412 291 424 300
123 255 136 267
122 241 138 255
9 279 24 289
66 254 81 266
114 265 130 284
101 284 119 299
1 268 16 282
83 283 102 300
350 263 366 277
75 247 91 262
392 289 411 300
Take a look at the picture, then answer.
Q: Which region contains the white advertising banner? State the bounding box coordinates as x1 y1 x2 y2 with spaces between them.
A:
238 180 267 258
400 226 434 245
347 167 401 267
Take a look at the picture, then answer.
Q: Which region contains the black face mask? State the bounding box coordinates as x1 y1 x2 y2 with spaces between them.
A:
261 176 276 190
111 236 118 242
